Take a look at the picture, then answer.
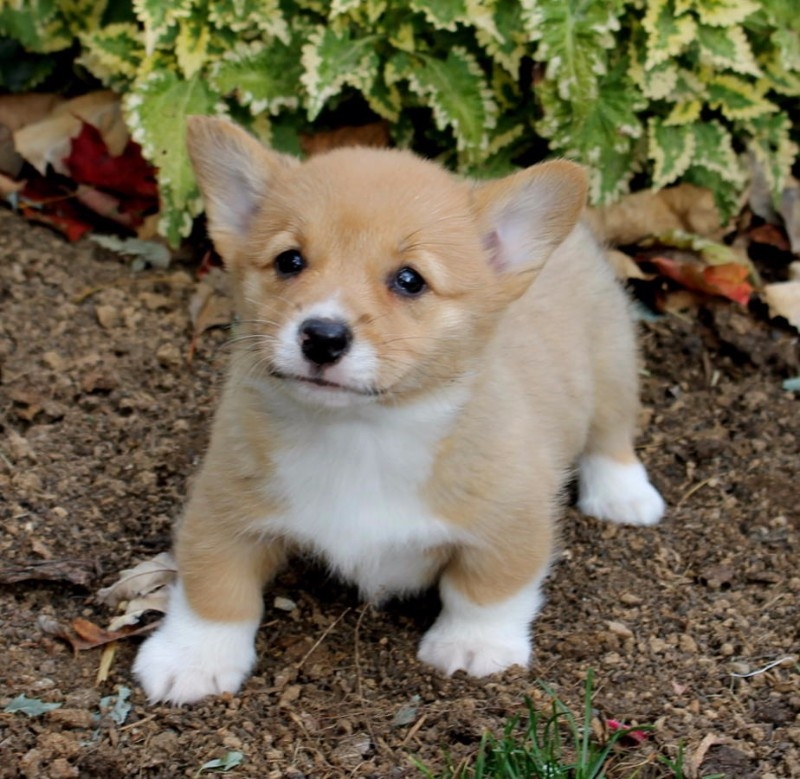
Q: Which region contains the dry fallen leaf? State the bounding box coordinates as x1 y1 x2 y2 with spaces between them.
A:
586 184 723 247
99 552 176 632
13 90 127 176
38 614 158 655
97 551 177 608
0 170 25 196
107 591 171 631
0 93 64 133
604 249 647 281
300 121 390 157
762 281 800 331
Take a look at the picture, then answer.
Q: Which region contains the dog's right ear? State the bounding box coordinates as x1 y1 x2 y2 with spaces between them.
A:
186 116 297 260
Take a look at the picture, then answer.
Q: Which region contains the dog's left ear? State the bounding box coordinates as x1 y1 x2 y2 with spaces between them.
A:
472 160 588 289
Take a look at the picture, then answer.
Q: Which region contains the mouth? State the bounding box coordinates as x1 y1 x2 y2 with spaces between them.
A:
269 369 382 397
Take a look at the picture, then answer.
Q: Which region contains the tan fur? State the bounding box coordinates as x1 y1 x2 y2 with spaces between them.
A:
178 116 647 623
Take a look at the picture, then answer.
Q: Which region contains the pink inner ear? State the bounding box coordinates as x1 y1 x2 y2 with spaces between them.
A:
483 230 508 274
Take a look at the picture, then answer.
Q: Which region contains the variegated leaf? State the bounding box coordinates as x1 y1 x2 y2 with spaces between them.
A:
643 0 696 69
632 59 679 100
78 22 144 89
208 0 289 42
769 28 800 73
760 55 800 97
176 14 210 79
707 73 777 120
387 47 497 160
537 59 644 204
133 0 182 56
211 40 303 115
694 0 760 27
525 0 621 102
330 0 386 26
388 22 416 53
300 26 380 119
671 67 708 101
54 0 107 37
0 0 72 52
695 23 761 77
648 117 695 188
463 112 528 179
475 0 526 75
691 120 744 185
664 100 702 125
745 113 798 205
329 0 364 17
409 0 468 31
124 70 219 245
364 72 402 122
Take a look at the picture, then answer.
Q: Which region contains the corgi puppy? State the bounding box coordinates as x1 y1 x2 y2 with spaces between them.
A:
133 117 665 704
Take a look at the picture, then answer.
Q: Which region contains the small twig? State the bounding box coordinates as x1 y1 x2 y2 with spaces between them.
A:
119 713 157 732
295 608 350 670
400 714 428 747
676 476 717 508
0 447 13 470
95 641 117 685
730 655 797 678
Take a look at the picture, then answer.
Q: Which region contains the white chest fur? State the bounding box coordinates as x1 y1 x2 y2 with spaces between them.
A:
258 388 469 600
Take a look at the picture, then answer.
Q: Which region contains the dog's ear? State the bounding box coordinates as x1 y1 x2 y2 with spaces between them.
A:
471 160 588 295
186 116 298 260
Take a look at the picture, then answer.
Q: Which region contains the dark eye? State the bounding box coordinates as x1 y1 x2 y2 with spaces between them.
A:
390 266 427 297
274 249 306 278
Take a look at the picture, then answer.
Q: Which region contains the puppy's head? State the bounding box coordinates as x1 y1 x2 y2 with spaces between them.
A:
187 116 587 408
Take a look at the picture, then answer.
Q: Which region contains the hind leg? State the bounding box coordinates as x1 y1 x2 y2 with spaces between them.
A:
577 331 665 527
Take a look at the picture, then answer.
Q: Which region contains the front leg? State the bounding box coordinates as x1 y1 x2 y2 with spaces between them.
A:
133 509 285 705
417 535 552 677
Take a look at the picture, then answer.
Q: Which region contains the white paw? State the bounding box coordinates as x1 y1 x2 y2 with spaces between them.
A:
132 583 259 705
578 455 665 526
417 622 531 677
417 575 542 677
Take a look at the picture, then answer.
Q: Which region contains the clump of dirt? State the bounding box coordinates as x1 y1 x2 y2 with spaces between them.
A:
1 208 798 778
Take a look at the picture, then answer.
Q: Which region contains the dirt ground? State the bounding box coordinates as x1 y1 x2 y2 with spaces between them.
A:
0 206 798 779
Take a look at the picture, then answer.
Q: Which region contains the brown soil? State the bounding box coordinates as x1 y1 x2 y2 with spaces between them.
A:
0 208 798 779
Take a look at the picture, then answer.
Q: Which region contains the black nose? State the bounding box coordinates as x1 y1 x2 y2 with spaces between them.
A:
299 318 352 366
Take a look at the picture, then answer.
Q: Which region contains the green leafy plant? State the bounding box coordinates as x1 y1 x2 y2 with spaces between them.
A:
1 0 798 244
414 672 727 779
414 671 645 778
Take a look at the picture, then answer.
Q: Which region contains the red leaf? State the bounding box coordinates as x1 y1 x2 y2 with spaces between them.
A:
20 208 93 242
650 256 753 305
607 718 649 745
703 263 753 305
64 121 159 202
18 175 94 241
